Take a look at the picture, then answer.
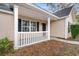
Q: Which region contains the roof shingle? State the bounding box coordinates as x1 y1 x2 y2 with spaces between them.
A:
53 5 73 18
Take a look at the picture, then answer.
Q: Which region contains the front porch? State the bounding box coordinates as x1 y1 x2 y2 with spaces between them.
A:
16 16 50 48
13 4 58 49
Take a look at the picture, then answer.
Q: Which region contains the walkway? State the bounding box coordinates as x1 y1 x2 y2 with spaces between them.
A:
51 37 79 45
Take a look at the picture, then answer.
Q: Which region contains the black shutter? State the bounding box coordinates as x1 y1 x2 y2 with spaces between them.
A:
42 23 46 31
18 19 21 32
37 22 39 31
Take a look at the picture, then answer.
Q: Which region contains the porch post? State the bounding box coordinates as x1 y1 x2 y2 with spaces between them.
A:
14 5 18 49
48 17 50 40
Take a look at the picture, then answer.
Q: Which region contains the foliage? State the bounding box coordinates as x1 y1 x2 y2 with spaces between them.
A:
71 24 79 39
0 37 14 55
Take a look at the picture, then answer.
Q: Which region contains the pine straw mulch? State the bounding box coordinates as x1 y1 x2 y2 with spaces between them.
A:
6 40 79 56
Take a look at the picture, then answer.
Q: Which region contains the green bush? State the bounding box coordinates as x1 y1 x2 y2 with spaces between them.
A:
0 37 14 55
71 24 79 39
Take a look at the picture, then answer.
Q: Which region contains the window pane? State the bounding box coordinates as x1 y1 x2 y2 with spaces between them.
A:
19 20 39 32
21 20 29 32
31 22 37 31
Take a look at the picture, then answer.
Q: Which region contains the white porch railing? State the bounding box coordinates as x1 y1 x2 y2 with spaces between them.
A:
17 31 48 48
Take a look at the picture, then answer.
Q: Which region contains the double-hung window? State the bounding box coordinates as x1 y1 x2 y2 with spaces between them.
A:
31 22 37 31
21 20 29 32
18 19 39 32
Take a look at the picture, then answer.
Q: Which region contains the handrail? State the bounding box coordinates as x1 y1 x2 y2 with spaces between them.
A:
18 31 48 33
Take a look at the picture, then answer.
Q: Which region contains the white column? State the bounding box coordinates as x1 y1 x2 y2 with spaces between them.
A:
48 17 50 40
14 5 18 49
65 19 68 39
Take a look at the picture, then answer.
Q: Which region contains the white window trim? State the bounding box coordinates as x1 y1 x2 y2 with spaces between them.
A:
20 19 39 32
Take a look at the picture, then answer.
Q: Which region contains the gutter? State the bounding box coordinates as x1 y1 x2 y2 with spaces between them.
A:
0 9 13 15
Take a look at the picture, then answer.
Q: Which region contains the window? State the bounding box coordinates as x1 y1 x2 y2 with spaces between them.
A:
18 19 39 32
18 19 46 32
21 20 29 32
31 22 37 31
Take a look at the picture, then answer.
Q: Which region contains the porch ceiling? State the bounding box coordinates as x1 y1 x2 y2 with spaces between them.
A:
16 3 58 21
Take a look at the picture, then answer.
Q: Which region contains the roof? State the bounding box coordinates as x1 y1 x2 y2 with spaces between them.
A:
53 5 73 18
15 3 74 20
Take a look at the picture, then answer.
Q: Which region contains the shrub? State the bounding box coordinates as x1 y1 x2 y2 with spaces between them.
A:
71 24 79 39
0 37 14 55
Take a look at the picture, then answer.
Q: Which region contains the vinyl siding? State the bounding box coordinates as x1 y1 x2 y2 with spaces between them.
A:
0 12 14 41
50 19 65 38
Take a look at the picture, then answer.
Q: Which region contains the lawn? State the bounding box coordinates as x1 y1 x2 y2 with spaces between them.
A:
6 40 79 56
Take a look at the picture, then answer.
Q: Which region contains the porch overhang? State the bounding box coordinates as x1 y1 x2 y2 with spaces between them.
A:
13 4 52 49
14 3 59 21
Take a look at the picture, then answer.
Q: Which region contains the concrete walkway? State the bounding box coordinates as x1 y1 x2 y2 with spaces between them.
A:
51 38 79 45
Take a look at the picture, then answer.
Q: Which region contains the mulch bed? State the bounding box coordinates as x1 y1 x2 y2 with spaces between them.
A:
6 40 79 56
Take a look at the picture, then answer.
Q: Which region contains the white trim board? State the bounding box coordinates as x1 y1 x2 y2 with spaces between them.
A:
0 9 13 15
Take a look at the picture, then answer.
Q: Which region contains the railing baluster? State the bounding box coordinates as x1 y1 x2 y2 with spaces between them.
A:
29 33 31 44
21 33 22 46
27 33 28 44
34 33 36 41
25 33 27 44
28 33 30 44
33 33 36 41
17 34 19 46
33 33 34 43
31 33 32 43
33 33 34 42
31 33 33 43
25 33 26 44
22 33 24 45
24 33 25 45
22 33 23 45
30 33 31 43
19 33 21 46
27 33 29 44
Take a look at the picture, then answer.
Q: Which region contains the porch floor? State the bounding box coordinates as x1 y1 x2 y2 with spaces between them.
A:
7 39 79 56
